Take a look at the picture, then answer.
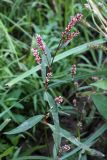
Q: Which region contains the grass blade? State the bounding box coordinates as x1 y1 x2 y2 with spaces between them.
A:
5 115 44 134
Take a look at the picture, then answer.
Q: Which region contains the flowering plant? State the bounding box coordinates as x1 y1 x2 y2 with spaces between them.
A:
31 13 83 159
5 11 107 159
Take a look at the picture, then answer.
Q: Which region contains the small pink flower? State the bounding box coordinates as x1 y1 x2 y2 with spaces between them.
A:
62 13 83 37
36 34 46 54
35 55 41 64
55 96 63 104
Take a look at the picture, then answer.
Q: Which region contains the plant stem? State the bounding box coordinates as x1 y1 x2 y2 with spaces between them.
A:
51 38 63 66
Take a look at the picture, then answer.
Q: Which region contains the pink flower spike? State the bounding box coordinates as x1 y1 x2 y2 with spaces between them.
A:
36 34 46 54
55 96 63 104
62 13 83 37
32 48 41 64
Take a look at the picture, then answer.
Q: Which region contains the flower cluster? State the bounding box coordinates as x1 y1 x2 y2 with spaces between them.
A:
71 64 76 78
59 144 71 154
61 13 83 44
64 31 79 43
62 13 83 37
32 48 41 64
36 34 46 54
32 34 46 64
55 96 63 104
45 71 52 87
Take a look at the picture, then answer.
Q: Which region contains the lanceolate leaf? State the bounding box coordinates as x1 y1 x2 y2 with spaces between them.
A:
45 46 52 65
44 92 61 159
41 55 46 81
61 123 107 159
92 94 107 120
0 119 11 131
6 38 107 87
48 123 101 156
5 115 44 134
90 80 107 90
0 147 14 159
16 156 51 160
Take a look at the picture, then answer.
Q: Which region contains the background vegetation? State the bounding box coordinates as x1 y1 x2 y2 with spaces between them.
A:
0 0 107 159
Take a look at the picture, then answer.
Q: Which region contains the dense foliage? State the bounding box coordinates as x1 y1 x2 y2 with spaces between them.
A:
0 0 107 159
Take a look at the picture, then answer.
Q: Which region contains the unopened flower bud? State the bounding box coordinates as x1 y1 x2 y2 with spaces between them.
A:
77 121 82 128
59 144 71 153
44 71 53 87
74 82 79 88
73 98 77 106
55 96 63 104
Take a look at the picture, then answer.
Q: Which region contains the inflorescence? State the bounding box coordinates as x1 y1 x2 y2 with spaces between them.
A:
32 13 83 105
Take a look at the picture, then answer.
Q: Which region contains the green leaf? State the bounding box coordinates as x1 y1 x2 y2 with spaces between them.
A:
12 147 21 160
33 95 37 112
6 38 107 87
48 124 83 146
21 145 46 156
44 92 61 159
78 152 87 160
61 123 107 159
0 147 14 159
16 156 51 160
5 115 44 134
49 123 105 159
41 55 46 81
45 46 52 65
54 38 107 62
90 80 107 90
85 123 107 144
92 94 107 120
0 20 20 67
0 105 14 118
0 101 17 122
0 13 32 39
0 119 11 131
